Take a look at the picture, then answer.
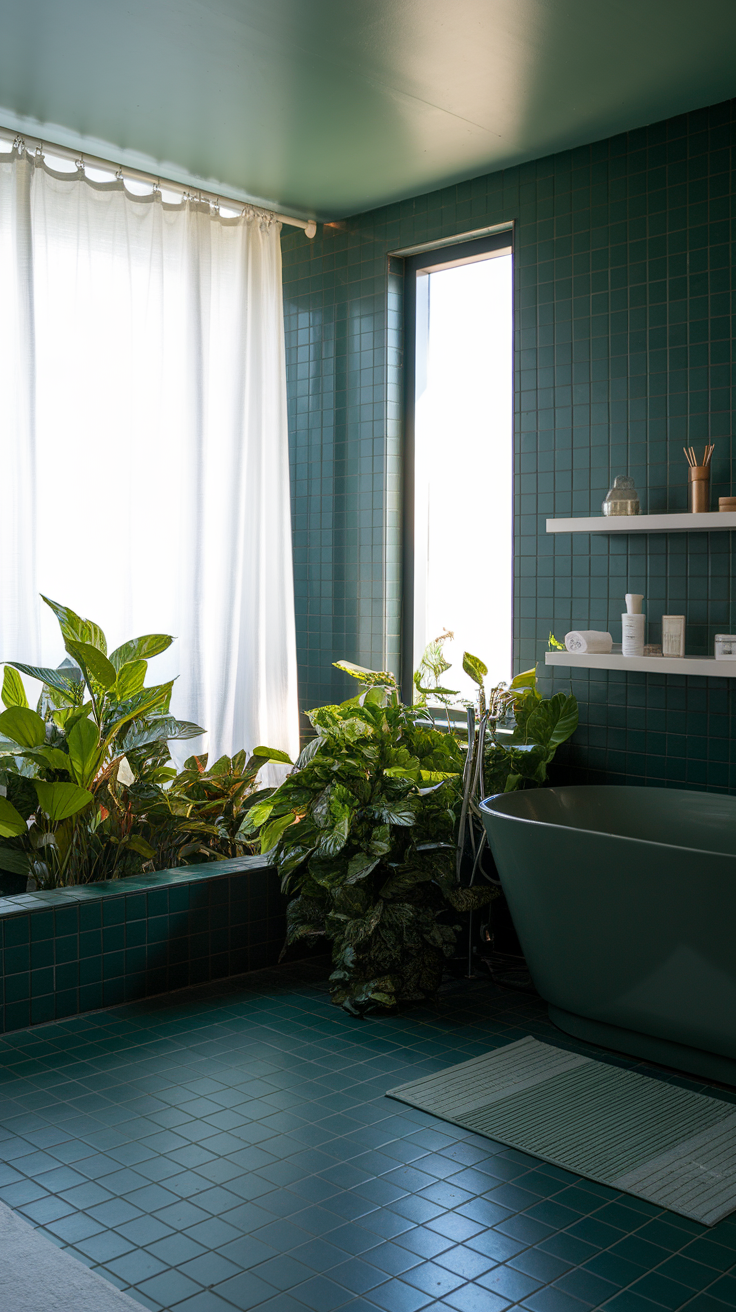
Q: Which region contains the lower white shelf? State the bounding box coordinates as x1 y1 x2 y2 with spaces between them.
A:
545 650 736 678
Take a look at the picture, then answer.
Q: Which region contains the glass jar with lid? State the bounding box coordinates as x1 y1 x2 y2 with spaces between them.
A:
602 475 640 517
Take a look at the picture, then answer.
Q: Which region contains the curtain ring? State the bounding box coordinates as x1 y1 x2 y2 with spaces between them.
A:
75 157 84 172
13 134 24 153
115 166 124 181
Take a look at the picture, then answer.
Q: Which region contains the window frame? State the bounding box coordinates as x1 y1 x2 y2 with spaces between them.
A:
400 230 514 698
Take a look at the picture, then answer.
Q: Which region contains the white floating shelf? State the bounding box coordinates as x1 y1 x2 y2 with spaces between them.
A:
546 650 736 678
546 512 736 534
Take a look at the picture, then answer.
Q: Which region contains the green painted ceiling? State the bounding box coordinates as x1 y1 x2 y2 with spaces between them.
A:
1 0 735 220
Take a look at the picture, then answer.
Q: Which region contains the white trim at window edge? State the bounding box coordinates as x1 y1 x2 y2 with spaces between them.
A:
388 221 513 259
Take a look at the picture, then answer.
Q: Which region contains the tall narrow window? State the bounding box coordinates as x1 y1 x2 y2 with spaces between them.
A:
404 233 513 700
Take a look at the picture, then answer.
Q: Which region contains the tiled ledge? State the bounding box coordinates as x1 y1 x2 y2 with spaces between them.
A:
0 855 283 1034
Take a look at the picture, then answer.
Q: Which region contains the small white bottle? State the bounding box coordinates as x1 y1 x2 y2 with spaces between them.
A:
622 593 645 656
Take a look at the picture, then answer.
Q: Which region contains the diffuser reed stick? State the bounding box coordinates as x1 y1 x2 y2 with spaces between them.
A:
683 445 714 468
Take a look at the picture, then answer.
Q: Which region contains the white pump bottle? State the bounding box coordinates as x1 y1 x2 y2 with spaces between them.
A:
621 593 645 656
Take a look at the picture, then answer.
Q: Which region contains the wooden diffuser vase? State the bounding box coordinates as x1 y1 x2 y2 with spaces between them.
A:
684 444 714 513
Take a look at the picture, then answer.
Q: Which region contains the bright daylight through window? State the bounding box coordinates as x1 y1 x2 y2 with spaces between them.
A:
412 248 513 700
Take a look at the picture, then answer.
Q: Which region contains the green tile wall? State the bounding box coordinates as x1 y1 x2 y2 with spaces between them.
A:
282 98 736 788
0 858 284 1035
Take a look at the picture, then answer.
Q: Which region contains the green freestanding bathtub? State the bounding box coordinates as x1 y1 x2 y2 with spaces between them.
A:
480 785 736 1086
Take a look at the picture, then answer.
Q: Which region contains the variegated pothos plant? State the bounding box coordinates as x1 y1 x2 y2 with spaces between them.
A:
246 661 494 1015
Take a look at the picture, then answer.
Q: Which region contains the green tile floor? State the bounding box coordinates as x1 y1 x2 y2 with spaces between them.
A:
0 959 734 1312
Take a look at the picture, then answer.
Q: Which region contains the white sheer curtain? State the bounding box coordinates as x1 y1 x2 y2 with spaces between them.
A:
0 149 299 763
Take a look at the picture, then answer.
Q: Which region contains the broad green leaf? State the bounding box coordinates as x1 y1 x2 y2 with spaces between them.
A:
121 716 205 753
65 640 117 690
333 659 397 687
163 718 205 739
312 785 334 829
252 745 293 765
42 595 88 638
361 686 388 707
309 853 350 888
57 705 94 735
101 682 174 752
345 852 380 884
376 803 415 826
443 886 495 911
33 780 93 821
509 666 537 691
317 809 351 856
0 706 46 747
384 763 420 782
247 798 276 829
109 634 174 672
295 737 322 768
260 810 295 854
368 824 391 856
546 693 578 746
380 868 432 899
41 596 107 653
462 651 488 687
285 894 326 941
124 834 156 858
83 621 107 654
23 746 71 772
67 716 101 787
526 692 578 749
115 660 147 700
8 662 79 700
0 846 30 874
2 666 28 709
0 797 27 837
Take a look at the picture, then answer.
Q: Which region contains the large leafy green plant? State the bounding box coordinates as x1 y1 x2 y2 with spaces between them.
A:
248 662 493 1015
413 634 578 795
0 597 273 888
133 747 282 870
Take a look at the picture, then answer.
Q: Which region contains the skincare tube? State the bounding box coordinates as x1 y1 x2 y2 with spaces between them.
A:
622 593 645 656
661 615 685 658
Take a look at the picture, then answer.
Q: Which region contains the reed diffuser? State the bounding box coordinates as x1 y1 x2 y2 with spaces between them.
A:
683 444 714 513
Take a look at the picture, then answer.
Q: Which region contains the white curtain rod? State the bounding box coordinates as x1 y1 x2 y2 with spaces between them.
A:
0 125 317 238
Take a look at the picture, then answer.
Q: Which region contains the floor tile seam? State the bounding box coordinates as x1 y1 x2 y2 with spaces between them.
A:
551 1219 732 1310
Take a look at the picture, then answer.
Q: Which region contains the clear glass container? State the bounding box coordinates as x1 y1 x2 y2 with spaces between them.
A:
714 634 736 660
602 475 640 516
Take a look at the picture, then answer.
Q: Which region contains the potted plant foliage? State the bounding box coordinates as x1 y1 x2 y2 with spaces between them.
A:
249 641 578 1015
246 661 495 1015
0 597 281 889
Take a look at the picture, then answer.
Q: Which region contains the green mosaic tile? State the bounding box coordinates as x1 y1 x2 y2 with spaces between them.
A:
1 858 281 1035
285 98 735 777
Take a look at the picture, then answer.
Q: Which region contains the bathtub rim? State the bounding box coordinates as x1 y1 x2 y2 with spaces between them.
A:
479 784 736 861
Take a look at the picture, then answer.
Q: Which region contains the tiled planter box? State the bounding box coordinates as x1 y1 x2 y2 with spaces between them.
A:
0 855 282 1034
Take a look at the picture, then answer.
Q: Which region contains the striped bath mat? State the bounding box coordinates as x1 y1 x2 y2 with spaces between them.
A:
388 1036 736 1226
